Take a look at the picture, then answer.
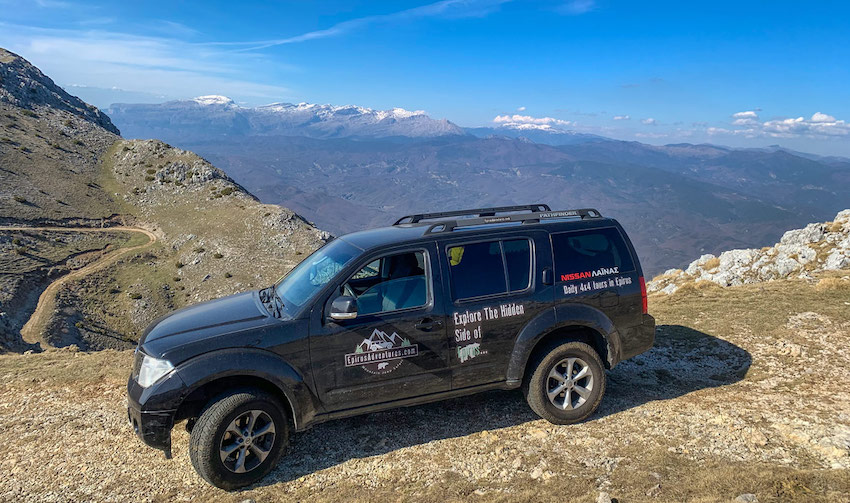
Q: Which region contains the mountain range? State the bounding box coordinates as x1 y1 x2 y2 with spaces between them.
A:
107 97 850 275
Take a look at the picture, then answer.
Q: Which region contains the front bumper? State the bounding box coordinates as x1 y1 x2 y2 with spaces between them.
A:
127 365 187 458
127 402 175 456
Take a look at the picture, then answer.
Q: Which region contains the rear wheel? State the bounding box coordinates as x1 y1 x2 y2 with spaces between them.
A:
524 341 606 424
189 389 289 490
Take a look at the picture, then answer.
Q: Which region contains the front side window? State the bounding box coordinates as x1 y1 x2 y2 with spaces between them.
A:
448 238 532 300
343 251 429 315
551 227 635 281
275 238 361 311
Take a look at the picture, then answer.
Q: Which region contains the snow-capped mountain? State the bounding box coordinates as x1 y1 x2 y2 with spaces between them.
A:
107 97 464 140
192 95 237 107
464 124 611 146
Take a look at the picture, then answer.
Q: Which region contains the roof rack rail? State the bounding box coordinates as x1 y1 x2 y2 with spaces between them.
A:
393 204 551 226
417 207 603 234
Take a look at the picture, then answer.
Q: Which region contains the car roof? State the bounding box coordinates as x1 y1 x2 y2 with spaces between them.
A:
338 216 619 251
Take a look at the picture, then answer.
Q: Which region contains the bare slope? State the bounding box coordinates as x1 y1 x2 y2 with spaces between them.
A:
0 48 327 351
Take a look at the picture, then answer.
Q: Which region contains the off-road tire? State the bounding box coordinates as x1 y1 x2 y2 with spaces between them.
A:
189 388 289 490
523 341 606 424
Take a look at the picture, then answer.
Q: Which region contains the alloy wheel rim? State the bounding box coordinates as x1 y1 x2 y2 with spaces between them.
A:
546 357 594 410
219 409 276 473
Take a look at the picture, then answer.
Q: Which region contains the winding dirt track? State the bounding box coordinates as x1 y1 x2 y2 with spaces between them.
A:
0 226 157 346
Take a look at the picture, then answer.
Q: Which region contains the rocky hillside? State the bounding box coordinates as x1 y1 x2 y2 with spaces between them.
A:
0 48 327 351
0 48 117 134
649 209 850 294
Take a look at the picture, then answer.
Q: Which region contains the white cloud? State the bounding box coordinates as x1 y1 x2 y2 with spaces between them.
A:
494 114 571 126
613 115 630 121
731 110 759 126
641 118 657 125
709 111 850 139
732 111 759 119
492 114 572 131
516 106 526 112
811 112 836 123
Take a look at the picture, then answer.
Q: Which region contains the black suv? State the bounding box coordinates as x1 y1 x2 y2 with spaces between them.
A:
127 204 655 489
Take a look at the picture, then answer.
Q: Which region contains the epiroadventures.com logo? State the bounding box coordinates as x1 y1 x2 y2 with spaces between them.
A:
345 329 419 375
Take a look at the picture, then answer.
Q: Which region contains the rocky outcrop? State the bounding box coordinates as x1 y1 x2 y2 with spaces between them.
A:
650 209 850 294
0 48 119 134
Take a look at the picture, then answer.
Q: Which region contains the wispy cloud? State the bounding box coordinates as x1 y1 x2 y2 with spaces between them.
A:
641 118 657 125
0 22 294 105
0 0 516 105
557 0 596 15
613 115 630 121
210 0 515 52
33 0 71 8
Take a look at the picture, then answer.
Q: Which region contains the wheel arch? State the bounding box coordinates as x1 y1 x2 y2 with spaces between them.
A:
506 305 622 384
173 348 320 431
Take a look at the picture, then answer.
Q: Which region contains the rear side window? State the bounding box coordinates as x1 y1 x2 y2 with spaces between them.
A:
551 227 635 281
448 238 532 300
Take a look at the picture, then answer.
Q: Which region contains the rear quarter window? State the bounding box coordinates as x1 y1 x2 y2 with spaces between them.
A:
447 238 532 300
551 227 635 281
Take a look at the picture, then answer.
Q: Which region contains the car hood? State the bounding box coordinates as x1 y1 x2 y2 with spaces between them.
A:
140 291 269 347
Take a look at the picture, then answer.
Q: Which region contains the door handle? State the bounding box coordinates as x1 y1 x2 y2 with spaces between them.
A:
414 318 444 331
542 267 554 286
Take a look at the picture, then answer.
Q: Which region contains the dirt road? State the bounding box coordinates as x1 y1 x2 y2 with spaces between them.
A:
0 226 157 346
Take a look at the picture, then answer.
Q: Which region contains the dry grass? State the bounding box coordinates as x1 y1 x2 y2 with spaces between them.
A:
672 279 723 295
815 277 847 292
703 256 721 270
1 274 849 502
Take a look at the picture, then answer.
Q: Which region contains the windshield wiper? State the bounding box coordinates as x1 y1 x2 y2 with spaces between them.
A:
259 285 284 319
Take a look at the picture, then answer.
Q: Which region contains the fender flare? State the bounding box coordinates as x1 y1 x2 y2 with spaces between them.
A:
174 348 320 431
506 305 622 383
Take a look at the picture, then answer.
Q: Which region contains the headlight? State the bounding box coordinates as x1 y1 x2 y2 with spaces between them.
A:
137 354 174 388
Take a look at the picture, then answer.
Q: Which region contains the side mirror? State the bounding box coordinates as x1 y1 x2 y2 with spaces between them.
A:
330 296 358 321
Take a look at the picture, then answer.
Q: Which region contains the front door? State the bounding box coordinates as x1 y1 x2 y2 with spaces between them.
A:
310 243 450 412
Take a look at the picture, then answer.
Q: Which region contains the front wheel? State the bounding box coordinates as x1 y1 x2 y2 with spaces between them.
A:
524 341 606 424
189 389 289 490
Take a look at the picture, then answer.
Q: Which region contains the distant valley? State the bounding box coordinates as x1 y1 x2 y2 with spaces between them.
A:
108 98 850 275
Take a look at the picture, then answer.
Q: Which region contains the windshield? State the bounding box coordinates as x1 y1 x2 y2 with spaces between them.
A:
275 238 361 314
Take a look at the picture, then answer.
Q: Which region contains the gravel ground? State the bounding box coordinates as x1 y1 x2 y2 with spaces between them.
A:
1 278 849 502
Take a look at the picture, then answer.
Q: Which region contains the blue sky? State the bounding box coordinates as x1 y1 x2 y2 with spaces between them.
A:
1 0 849 155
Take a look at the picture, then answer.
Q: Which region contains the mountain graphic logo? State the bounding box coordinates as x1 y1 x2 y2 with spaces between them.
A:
346 328 419 375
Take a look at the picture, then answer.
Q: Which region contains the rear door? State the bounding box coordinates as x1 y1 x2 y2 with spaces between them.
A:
309 243 451 411
550 225 641 337
439 230 553 388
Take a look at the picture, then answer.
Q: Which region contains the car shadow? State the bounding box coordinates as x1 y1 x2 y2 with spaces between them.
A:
251 324 751 489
